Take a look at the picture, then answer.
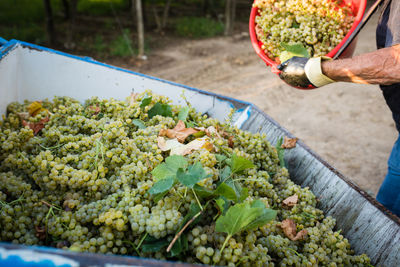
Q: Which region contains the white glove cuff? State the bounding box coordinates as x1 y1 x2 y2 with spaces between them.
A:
304 57 335 87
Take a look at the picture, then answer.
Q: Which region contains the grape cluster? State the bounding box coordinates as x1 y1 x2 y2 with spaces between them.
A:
0 92 372 266
254 0 355 60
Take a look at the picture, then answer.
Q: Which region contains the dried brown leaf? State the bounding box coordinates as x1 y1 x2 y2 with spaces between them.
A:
157 136 168 151
293 229 308 241
88 105 101 115
35 225 46 240
17 112 30 121
159 120 199 143
205 126 221 138
202 141 214 152
22 117 50 135
282 194 298 208
129 92 138 106
157 136 209 156
279 219 308 241
281 136 298 149
228 136 234 148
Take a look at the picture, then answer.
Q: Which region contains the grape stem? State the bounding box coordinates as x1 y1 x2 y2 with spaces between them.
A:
220 234 232 253
136 232 148 251
192 188 203 211
166 210 203 253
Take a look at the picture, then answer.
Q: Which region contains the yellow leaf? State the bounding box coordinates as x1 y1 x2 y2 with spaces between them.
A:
27 101 47 117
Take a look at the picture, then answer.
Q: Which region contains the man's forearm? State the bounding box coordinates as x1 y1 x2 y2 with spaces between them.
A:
321 45 400 85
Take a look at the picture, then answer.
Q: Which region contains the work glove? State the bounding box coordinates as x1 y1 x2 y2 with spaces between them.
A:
277 56 335 88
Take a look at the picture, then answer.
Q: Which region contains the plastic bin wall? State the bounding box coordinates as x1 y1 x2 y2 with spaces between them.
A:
0 40 399 267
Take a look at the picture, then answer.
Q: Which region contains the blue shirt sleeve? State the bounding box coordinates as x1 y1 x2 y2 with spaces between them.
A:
386 0 400 46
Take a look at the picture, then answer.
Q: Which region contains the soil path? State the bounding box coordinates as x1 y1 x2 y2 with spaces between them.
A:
112 11 397 195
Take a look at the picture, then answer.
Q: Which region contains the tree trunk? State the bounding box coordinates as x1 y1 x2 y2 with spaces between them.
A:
43 0 56 45
152 6 162 32
133 0 145 59
161 0 172 29
224 0 236 36
65 0 78 49
62 0 69 20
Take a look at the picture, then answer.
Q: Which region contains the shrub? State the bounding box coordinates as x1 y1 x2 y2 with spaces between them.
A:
174 17 224 38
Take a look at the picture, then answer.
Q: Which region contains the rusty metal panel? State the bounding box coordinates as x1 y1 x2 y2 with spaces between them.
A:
240 106 400 267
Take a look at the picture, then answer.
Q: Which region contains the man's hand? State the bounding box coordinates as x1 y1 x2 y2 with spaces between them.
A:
277 56 335 88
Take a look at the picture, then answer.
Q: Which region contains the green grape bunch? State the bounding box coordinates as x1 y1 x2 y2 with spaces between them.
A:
254 0 355 62
0 91 372 266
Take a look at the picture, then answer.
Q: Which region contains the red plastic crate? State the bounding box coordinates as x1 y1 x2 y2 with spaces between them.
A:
249 0 367 80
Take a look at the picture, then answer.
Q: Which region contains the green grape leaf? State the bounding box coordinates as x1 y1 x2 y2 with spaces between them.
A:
140 96 152 108
215 179 247 203
239 187 249 202
215 201 277 236
215 182 237 201
193 184 215 198
148 102 173 118
178 106 190 122
169 233 188 257
131 119 146 129
148 177 175 195
215 196 230 216
176 162 209 188
215 154 228 163
242 200 277 231
153 191 168 203
141 236 169 252
169 203 201 257
230 154 255 174
220 166 231 181
279 42 310 63
180 202 202 229
151 155 188 181
276 137 286 168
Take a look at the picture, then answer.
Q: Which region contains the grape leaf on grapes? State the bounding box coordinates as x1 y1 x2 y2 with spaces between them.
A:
215 165 248 203
215 180 248 203
279 42 310 63
215 154 228 163
180 203 202 228
230 154 255 174
148 102 173 118
242 200 277 231
153 191 168 203
148 177 175 195
131 119 146 129
169 234 188 257
151 155 188 181
215 196 230 216
178 106 190 122
141 236 169 252
176 162 210 188
140 96 152 108
216 201 276 238
193 184 215 198
276 137 286 168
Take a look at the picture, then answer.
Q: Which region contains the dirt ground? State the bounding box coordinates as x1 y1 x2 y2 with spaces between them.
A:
108 11 397 196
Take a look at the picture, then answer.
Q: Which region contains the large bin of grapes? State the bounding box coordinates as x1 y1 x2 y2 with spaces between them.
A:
0 39 399 267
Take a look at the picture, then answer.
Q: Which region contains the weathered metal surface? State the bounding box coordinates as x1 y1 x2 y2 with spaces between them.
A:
241 106 400 266
0 39 399 266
